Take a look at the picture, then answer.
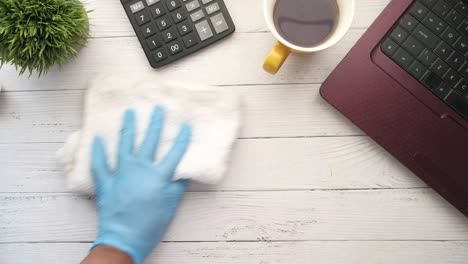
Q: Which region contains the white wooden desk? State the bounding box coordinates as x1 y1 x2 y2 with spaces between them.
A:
1 0 468 263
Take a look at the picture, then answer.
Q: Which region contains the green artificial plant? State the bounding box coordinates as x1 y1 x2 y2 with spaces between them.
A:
0 0 90 76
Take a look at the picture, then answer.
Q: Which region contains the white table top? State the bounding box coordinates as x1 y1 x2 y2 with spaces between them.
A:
1 0 468 263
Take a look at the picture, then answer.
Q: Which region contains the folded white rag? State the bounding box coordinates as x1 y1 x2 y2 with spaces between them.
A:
57 74 242 194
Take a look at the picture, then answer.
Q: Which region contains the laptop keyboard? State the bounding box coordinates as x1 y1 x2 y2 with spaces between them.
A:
381 0 468 120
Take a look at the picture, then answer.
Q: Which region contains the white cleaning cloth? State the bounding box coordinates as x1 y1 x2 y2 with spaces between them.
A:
57 74 242 194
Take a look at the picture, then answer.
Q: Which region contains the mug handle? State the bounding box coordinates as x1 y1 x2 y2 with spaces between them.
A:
263 41 291 75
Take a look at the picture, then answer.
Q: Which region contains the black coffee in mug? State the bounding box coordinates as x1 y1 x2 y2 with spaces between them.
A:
273 0 339 47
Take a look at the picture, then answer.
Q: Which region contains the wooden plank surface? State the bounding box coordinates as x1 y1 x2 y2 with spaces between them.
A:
1 137 423 193
1 190 467 243
1 0 468 263
0 85 363 142
1 241 467 264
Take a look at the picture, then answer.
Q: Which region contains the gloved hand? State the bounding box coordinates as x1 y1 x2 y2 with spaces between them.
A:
90 106 191 264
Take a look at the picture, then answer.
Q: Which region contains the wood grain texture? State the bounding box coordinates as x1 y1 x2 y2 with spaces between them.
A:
1 137 423 193
1 190 467 243
1 0 466 262
1 241 467 264
0 85 364 143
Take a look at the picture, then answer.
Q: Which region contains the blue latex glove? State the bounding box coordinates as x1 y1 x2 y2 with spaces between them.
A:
90 107 191 264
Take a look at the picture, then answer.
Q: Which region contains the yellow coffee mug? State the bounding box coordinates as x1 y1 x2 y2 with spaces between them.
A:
263 0 355 75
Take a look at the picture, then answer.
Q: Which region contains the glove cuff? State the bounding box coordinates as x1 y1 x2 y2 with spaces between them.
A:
92 235 144 264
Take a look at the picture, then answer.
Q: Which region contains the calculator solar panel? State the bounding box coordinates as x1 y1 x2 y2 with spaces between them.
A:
381 0 468 120
121 0 235 68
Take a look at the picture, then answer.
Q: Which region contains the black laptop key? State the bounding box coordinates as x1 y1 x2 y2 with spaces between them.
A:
410 2 431 20
447 51 466 69
403 36 425 56
453 36 468 54
445 0 459 6
446 9 464 28
414 24 440 49
434 41 454 60
457 19 468 37
433 82 453 99
382 38 399 56
430 58 450 77
443 68 463 84
421 71 443 90
445 91 468 118
455 78 468 94
423 11 447 34
455 1 468 16
418 48 438 67
459 62 468 77
433 1 451 17
420 0 438 8
390 26 410 44
441 26 460 45
409 61 429 78
400 14 419 32
393 48 415 69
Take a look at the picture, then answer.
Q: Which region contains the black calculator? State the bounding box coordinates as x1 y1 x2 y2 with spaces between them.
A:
121 0 235 68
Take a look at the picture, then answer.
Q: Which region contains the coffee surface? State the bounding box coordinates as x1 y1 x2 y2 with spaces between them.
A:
274 0 338 47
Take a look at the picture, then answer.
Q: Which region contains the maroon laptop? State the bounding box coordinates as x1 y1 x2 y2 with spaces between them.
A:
321 0 468 216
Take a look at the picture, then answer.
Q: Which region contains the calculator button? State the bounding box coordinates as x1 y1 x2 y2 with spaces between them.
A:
162 28 178 43
153 48 168 62
135 10 151 26
183 33 198 48
171 10 187 23
177 21 193 35
150 3 166 18
147 36 162 50
130 1 145 13
142 23 157 38
195 20 213 41
201 0 213 4
206 2 220 15
210 13 228 34
166 0 182 11
186 0 200 12
168 40 184 55
190 9 205 22
156 16 171 30
146 0 160 6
